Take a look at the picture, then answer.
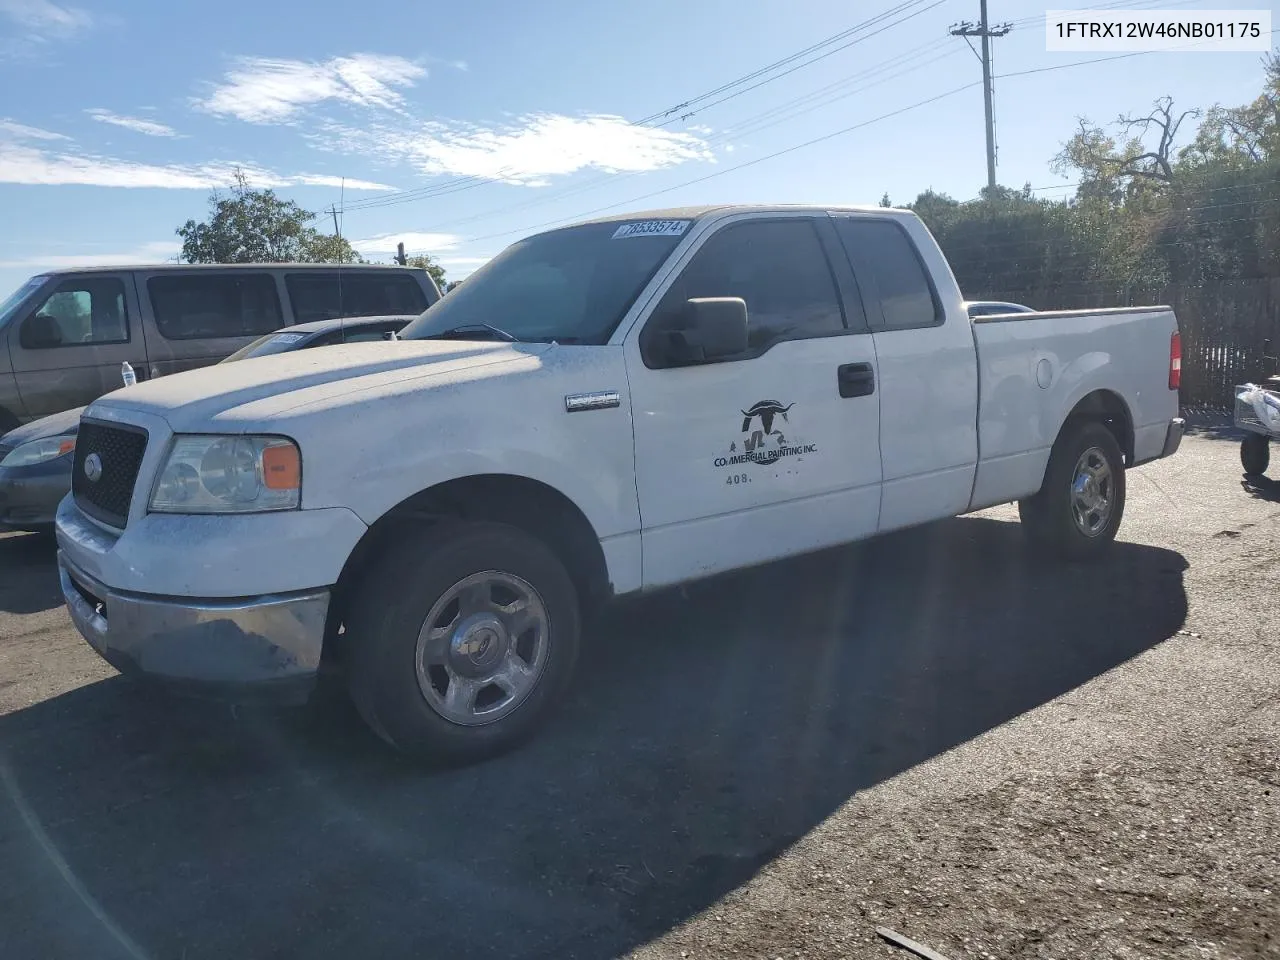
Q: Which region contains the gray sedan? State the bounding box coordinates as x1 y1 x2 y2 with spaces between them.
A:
0 314 412 531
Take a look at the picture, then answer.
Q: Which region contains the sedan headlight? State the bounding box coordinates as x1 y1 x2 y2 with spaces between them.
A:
150 435 301 514
0 435 75 468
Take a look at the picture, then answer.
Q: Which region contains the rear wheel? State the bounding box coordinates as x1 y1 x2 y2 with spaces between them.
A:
1019 420 1126 561
345 521 581 764
1241 433 1270 477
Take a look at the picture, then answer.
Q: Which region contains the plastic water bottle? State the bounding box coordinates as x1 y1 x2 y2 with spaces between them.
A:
121 361 137 387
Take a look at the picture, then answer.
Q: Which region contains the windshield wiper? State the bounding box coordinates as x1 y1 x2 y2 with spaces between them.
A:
423 323 520 343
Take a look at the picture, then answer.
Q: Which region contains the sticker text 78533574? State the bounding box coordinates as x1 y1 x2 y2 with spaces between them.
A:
611 220 691 240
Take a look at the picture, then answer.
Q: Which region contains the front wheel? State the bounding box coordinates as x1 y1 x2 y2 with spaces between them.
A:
345 521 581 764
1241 433 1270 477
1019 420 1126 561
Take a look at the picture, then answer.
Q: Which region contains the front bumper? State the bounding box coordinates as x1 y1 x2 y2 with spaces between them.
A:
59 551 328 700
0 458 73 530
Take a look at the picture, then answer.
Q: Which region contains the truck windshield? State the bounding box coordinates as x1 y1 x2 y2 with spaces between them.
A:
398 220 690 345
0 275 47 328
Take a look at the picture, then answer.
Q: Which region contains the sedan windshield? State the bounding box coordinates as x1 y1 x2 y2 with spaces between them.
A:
221 330 312 363
399 219 691 345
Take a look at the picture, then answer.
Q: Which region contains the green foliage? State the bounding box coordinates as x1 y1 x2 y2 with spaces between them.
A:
177 171 364 264
401 253 447 291
907 49 1280 303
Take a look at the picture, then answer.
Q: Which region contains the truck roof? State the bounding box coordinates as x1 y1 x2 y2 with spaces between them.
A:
34 263 425 277
574 204 915 228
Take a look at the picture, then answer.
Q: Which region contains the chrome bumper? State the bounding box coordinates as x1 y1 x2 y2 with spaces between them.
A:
58 552 329 692
1162 417 1185 459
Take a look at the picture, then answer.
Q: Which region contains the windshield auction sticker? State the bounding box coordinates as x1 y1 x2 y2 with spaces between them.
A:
1046 9 1270 51
611 220 692 239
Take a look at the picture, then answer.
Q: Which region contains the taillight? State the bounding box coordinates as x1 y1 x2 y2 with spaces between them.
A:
1169 331 1182 390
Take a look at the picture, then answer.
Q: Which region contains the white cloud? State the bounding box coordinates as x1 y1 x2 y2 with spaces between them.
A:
0 118 69 141
86 109 179 138
351 231 461 254
320 113 714 186
0 143 395 190
195 53 426 124
292 174 395 190
0 240 180 269
0 0 90 33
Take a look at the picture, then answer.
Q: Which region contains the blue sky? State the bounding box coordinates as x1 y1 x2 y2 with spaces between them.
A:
0 0 1273 296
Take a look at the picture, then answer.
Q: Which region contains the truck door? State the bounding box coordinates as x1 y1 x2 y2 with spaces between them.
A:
624 214 882 590
830 215 979 532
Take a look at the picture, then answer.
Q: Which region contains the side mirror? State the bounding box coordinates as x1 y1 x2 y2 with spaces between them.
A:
19 314 63 349
657 297 749 367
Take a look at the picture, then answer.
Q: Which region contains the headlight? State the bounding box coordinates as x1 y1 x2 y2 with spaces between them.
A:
150 435 301 514
0 435 75 468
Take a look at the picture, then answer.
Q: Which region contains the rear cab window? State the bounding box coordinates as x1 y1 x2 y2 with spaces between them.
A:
285 272 428 324
833 218 942 332
148 273 283 339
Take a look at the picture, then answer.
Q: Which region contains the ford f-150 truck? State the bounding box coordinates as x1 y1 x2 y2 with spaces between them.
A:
55 204 1185 763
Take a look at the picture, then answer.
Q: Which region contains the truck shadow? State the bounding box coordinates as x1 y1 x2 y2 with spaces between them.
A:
0 516 1188 960
1241 475 1280 503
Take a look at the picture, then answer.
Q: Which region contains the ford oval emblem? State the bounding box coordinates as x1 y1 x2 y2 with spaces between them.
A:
83 452 103 483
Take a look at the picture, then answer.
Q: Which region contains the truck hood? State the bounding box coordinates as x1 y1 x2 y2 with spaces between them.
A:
88 339 551 432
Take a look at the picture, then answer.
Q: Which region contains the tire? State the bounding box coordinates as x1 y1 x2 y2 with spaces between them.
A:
1241 433 1270 477
1018 420 1127 561
345 521 581 764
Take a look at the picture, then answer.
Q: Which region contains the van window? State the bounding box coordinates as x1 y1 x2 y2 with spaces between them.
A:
285 272 428 324
20 276 129 349
147 273 283 340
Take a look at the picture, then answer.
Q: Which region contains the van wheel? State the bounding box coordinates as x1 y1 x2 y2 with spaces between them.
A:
1241 433 1270 477
1019 420 1126 561
345 521 581 764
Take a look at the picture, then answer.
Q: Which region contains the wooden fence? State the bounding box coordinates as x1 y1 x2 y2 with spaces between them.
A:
985 279 1280 412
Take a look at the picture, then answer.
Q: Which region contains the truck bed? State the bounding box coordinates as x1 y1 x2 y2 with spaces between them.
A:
967 305 1180 511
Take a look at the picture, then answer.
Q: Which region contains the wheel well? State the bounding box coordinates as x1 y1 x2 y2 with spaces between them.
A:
327 475 610 653
1060 389 1134 465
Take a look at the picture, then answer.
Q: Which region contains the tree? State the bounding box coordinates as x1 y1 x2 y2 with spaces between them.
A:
401 253 447 291
1053 97 1198 200
176 170 363 264
1183 52 1280 167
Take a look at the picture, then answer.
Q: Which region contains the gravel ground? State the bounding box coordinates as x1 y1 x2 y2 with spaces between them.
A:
0 429 1276 959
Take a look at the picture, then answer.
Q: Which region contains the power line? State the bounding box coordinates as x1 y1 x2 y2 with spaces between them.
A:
341 0 945 214
403 43 964 234
465 81 982 244
645 0 948 127
997 26 1279 79
634 0 939 124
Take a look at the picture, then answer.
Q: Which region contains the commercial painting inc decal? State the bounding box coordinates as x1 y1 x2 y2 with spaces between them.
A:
714 400 817 468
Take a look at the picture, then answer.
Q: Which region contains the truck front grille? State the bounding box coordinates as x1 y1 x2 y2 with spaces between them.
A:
73 421 148 528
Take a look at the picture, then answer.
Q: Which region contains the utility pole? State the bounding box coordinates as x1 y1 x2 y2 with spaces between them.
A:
950 0 1010 193
329 204 341 237
395 242 407 266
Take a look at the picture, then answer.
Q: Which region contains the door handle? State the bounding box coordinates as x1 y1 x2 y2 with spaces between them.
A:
837 362 875 398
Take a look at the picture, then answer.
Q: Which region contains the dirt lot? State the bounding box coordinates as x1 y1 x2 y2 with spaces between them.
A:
0 429 1276 960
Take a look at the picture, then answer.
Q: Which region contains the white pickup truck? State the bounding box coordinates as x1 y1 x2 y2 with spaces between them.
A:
56 204 1185 762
